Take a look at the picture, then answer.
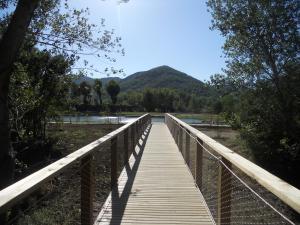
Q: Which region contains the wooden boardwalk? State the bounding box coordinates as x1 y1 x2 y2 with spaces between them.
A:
95 123 214 225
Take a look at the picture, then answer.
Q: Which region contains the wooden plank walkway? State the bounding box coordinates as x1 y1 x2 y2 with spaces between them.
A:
95 123 214 225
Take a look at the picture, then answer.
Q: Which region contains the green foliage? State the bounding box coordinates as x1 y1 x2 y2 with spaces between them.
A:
0 0 123 73
207 0 299 84
106 80 120 105
69 82 81 110
93 79 102 106
118 88 210 113
142 89 155 112
10 48 72 141
237 65 300 180
79 81 91 106
207 0 300 185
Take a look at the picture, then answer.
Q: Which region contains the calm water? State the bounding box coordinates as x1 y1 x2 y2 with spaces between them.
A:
60 115 202 124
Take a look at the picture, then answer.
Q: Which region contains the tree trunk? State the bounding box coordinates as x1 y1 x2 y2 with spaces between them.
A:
0 71 14 189
0 0 39 190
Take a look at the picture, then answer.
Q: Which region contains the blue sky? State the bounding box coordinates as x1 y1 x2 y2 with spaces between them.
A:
68 0 226 81
2 0 226 81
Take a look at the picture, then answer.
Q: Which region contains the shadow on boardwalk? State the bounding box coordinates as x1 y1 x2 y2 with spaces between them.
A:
108 125 152 225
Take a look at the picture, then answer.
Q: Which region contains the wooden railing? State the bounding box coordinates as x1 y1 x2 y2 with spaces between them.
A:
0 114 151 225
165 113 300 223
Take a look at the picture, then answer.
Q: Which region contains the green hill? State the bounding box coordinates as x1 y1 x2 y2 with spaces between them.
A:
119 65 207 95
74 65 209 95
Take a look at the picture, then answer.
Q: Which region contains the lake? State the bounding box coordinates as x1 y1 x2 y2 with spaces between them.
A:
60 115 203 124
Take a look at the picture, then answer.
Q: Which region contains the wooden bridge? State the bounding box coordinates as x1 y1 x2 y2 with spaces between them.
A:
0 114 300 225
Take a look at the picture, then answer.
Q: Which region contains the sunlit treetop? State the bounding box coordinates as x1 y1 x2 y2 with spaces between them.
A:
0 0 125 76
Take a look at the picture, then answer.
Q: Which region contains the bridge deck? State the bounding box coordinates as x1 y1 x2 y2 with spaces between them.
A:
95 123 214 225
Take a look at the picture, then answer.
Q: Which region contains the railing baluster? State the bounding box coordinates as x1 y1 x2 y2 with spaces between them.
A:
179 125 183 153
81 154 94 225
175 123 178 144
217 158 232 225
131 124 135 154
124 129 129 165
185 130 190 167
195 137 203 190
135 122 138 145
111 137 118 188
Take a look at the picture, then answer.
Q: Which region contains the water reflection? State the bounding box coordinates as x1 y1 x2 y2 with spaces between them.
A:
59 115 202 124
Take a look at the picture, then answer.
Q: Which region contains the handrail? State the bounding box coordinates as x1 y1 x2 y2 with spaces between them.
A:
165 113 300 214
0 113 151 218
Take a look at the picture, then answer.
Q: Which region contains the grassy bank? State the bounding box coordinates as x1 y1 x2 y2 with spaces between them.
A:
196 127 255 162
47 123 121 155
117 112 225 122
175 113 225 122
117 111 163 117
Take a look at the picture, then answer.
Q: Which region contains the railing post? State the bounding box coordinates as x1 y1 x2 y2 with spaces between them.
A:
195 138 203 190
176 125 180 146
135 122 138 145
81 154 94 225
173 122 176 139
124 129 129 165
111 137 118 188
175 124 179 145
217 158 232 225
185 130 190 167
131 124 135 153
138 120 141 137
179 125 183 153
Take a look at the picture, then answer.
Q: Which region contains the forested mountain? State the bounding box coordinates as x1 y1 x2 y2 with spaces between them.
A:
74 65 209 95
119 66 208 95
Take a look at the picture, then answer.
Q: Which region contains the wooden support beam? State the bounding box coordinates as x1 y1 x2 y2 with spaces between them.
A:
124 129 129 165
179 126 183 153
135 122 138 145
81 155 94 225
217 158 232 225
131 124 135 154
111 137 118 189
185 130 190 167
195 137 203 190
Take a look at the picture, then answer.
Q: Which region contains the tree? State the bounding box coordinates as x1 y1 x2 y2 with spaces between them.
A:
188 95 204 113
106 80 120 105
71 82 80 99
142 89 155 112
0 0 123 189
207 1 299 86
70 82 81 110
93 79 102 106
207 0 300 184
79 81 92 106
0 0 40 189
10 48 72 140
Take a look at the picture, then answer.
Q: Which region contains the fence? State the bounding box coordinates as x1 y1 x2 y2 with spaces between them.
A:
0 114 151 225
165 113 300 225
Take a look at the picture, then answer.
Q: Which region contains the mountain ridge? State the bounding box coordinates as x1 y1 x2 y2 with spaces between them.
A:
74 65 208 95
